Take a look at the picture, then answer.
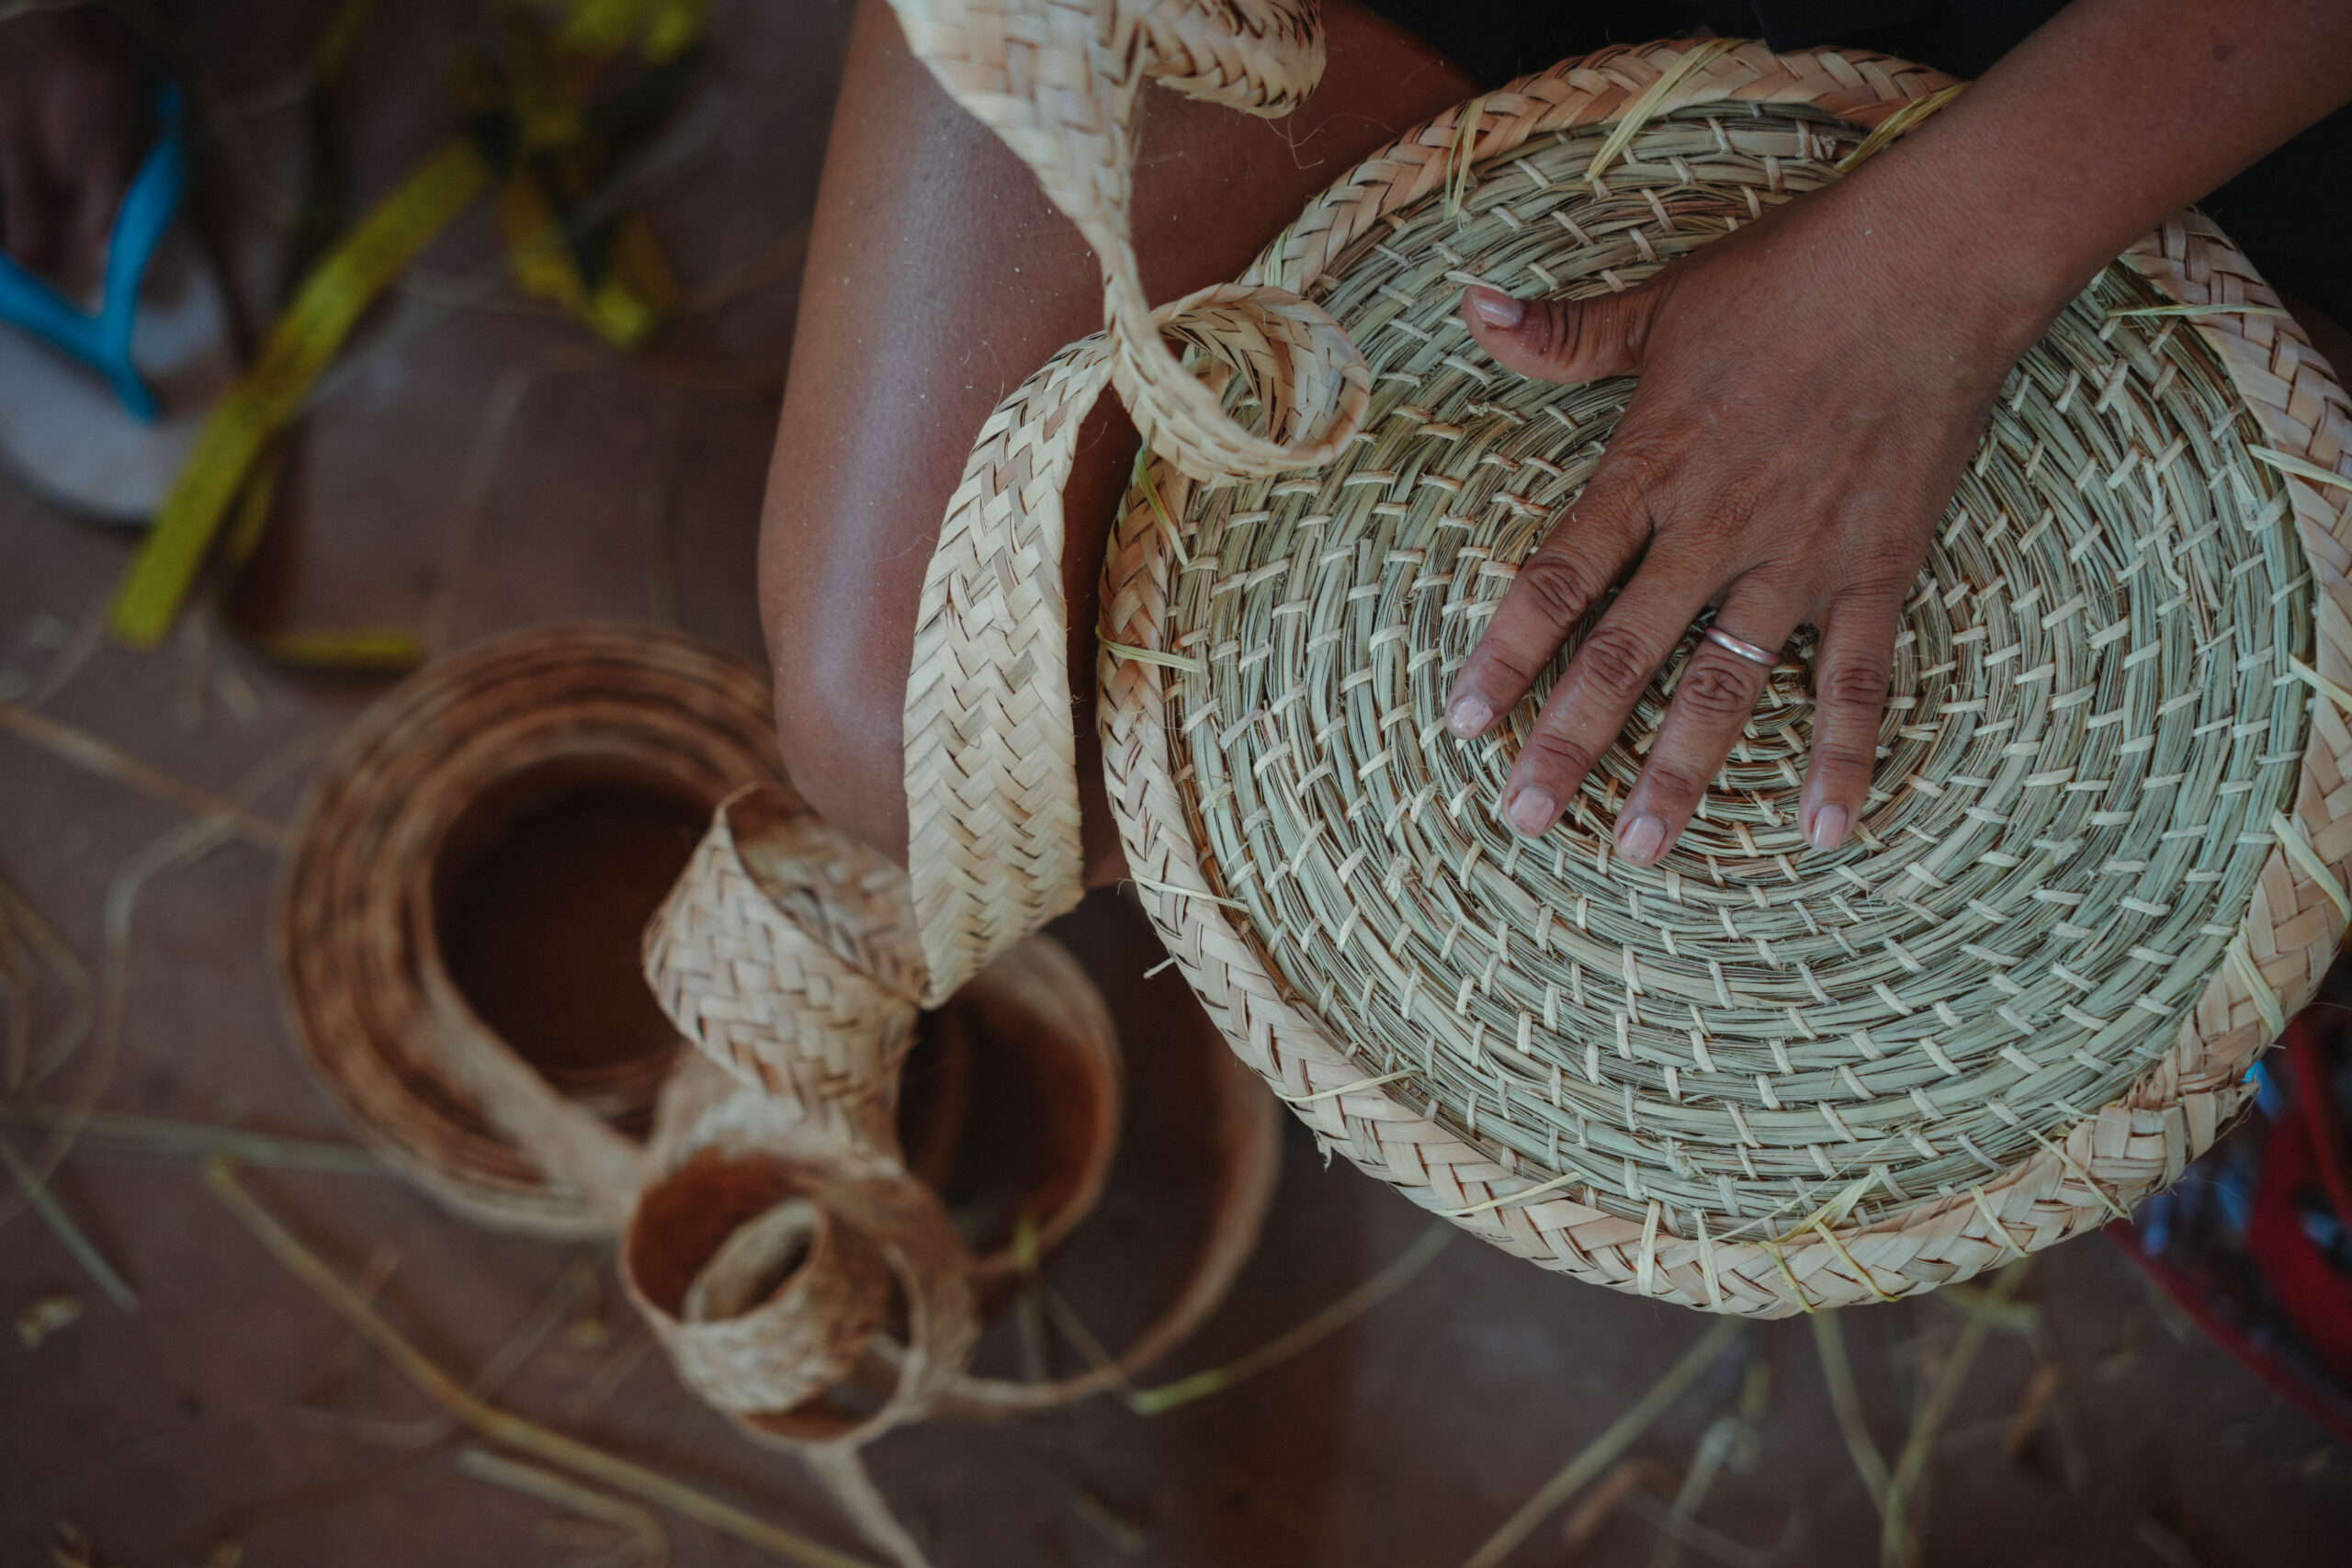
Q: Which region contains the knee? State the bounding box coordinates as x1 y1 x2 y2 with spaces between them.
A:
763 571 915 867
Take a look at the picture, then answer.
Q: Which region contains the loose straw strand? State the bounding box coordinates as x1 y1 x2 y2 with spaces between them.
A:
1588 38 1742 184
206 1159 884 1568
1459 1318 1745 1568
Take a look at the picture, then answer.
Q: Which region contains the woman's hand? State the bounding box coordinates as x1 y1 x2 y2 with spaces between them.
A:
1446 0 2352 870
0 8 153 282
1446 165 2056 864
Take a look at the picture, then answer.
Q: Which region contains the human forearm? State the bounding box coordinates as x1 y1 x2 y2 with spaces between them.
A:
1849 0 2352 321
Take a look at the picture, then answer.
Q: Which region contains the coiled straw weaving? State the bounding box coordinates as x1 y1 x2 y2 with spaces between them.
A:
277 622 786 1234
875 9 2352 1315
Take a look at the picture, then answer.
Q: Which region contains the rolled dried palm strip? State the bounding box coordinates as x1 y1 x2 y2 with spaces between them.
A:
641 784 1279 1432
619 1050 975 1447
686 1199 830 1323
623 1144 907 1424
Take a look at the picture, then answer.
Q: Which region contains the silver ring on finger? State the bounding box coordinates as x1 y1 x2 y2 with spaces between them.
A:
1702 624 1781 669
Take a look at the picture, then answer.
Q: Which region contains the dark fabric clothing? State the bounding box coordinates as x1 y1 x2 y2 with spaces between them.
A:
1356 1 2352 326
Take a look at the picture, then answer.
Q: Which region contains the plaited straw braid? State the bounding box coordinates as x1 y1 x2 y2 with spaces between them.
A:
275 622 787 1235
905 284 1364 1000
620 1055 978 1450
644 786 930 1136
884 0 1370 485
638 781 1283 1440
620 1066 905 1427
274 621 1221 1468
630 786 999 1444
1092 44 2352 1314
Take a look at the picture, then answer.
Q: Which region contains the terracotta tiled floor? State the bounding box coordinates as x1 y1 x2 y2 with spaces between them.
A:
5 4 2351 1564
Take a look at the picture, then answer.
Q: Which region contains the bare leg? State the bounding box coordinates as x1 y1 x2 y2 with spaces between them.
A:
759 0 1477 881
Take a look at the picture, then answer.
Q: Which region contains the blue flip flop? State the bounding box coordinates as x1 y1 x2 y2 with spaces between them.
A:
0 81 187 421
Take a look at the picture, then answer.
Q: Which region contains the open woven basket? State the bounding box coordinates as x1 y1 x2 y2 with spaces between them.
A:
658 5 2352 1319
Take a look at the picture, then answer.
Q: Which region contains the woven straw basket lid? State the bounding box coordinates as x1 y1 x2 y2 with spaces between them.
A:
891 17 2352 1314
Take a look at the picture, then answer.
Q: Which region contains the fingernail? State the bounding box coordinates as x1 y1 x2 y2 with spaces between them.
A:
1448 694 1493 738
1507 786 1557 836
1466 286 1524 329
1617 814 1666 865
1809 804 1849 851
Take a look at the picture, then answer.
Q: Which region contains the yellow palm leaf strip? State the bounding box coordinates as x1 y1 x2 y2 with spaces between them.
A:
1130 445 1191 565
1116 1222 1452 1416
1968 1182 2027 1256
241 629 424 670
2290 656 2352 718
2107 301 2291 320
1882 1260 2031 1567
1764 1238 1815 1313
1442 1167 1581 1219
1038 1224 1454 1416
1281 1067 1418 1106
2227 931 2287 1042
1636 1197 1663 1296
1097 633 1204 674
0 1104 377 1174
111 141 492 647
1123 874 1246 909
1694 1210 1724 1312
0 704 288 851
0 1135 140 1312
1764 1171 1880 1247
1444 96 1487 220
2252 446 2352 491
1810 1312 1891 1513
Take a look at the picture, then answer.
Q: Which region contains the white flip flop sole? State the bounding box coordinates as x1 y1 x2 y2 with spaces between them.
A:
0 224 239 526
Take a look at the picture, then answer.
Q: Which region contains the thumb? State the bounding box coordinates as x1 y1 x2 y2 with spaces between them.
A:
1462 282 1663 384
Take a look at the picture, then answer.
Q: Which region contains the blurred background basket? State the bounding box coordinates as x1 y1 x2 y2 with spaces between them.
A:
276 621 786 1233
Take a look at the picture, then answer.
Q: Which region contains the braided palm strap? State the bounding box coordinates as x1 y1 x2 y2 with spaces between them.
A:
893 22 2352 1314
905 286 1364 999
